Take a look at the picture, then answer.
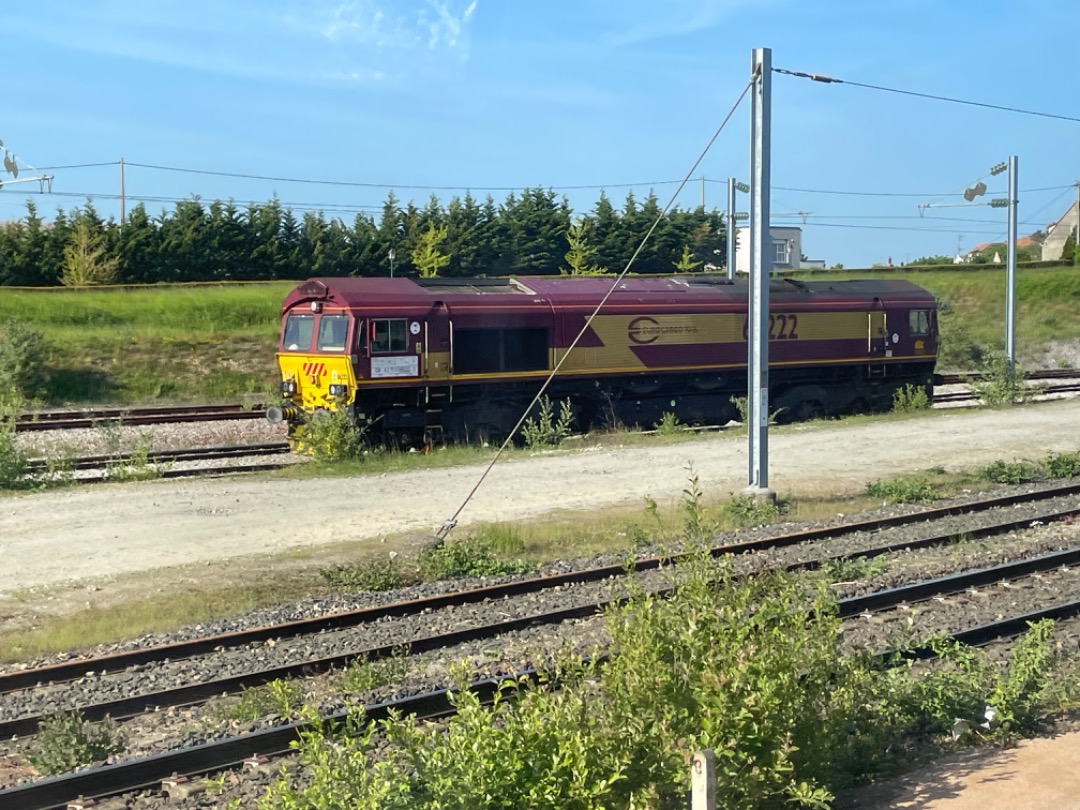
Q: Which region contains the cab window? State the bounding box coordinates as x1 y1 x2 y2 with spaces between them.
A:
283 313 314 351
370 319 408 354
909 310 931 337
316 314 349 352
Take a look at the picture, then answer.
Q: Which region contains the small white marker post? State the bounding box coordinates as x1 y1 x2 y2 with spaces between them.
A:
690 749 716 810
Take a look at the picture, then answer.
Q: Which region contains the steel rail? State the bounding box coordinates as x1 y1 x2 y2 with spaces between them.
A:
6 559 1080 810
4 479 1080 698
12 405 265 433
24 442 290 473
3 498 1079 739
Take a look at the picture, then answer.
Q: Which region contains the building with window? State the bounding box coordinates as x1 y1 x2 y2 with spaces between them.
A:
733 226 802 275
1041 200 1079 262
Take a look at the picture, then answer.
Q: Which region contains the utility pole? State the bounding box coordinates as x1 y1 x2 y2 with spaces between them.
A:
119 157 126 230
1074 180 1079 242
726 178 736 280
701 175 705 209
746 47 773 498
1005 156 1018 372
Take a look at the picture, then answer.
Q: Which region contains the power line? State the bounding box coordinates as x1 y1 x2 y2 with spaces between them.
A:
123 161 684 192
773 67 1080 124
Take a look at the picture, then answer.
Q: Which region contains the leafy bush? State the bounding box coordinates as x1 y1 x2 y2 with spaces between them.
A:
300 408 367 462
892 383 931 412
721 494 782 528
866 476 941 504
822 555 889 583
0 320 49 399
336 651 410 696
320 556 407 592
520 395 573 448
0 394 30 490
980 459 1042 485
1045 451 1080 479
26 711 125 775
213 679 305 723
971 353 1029 406
418 537 534 581
653 412 686 435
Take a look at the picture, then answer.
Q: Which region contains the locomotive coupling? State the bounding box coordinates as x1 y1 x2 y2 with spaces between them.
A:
266 404 303 424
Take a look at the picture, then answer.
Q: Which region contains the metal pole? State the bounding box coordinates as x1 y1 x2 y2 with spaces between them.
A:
726 177 736 280
1074 180 1079 243
1005 155 1018 372
746 47 772 496
119 157 126 230
701 175 705 209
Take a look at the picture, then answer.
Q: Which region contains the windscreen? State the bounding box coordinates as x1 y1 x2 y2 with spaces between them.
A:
283 313 314 351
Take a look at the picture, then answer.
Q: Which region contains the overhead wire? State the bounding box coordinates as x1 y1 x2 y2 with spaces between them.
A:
772 67 1080 124
431 78 754 544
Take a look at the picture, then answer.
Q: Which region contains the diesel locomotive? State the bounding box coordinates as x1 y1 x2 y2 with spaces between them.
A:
267 274 938 444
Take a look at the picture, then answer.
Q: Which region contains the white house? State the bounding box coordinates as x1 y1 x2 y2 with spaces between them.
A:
1041 200 1079 261
733 226 802 274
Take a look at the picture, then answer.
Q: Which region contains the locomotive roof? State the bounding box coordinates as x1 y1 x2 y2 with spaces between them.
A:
284 275 935 310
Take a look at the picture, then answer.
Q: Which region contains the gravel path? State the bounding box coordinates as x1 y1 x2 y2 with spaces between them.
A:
3 399 1080 598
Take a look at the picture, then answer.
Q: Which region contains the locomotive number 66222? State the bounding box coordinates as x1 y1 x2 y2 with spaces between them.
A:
741 313 800 341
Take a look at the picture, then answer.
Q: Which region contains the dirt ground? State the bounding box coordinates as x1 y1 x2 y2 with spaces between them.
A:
3 399 1080 605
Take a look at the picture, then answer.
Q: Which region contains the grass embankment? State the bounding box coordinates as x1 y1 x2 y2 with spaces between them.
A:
799 265 1080 370
4 267 1080 405
0 284 291 405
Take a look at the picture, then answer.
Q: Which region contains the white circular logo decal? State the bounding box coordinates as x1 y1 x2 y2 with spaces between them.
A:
410 322 421 335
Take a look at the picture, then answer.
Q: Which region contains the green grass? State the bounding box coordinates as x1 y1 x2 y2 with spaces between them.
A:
798 265 1080 370
0 284 290 405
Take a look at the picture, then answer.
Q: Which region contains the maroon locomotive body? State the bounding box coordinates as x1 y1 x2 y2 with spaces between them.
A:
270 274 938 443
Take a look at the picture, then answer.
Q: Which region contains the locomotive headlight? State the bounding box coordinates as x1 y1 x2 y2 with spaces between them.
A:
328 384 348 397
280 379 297 395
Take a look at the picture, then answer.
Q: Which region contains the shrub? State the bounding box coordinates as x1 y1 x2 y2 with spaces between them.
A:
0 320 49 399
654 412 686 436
892 383 930 412
213 679 305 723
971 353 1029 406
26 711 125 775
520 395 573 448
721 493 782 528
0 394 30 490
866 476 940 504
300 408 367 462
980 459 1042 485
1045 452 1080 479
319 556 407 592
418 537 534 581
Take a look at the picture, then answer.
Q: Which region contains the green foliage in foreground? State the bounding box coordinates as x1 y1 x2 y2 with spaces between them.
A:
866 476 942 504
261 555 1074 810
26 711 126 775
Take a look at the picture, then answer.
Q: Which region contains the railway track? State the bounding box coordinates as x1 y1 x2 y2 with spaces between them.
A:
8 369 1079 433
5 518 1080 810
11 404 265 433
3 480 1080 739
23 442 293 479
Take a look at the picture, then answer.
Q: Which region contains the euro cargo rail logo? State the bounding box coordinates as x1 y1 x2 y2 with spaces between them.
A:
302 362 327 376
628 316 700 345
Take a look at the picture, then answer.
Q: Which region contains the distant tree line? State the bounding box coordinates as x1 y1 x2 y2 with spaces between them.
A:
0 188 727 286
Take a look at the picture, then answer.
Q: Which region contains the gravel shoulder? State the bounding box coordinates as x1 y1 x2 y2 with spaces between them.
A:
3 399 1080 601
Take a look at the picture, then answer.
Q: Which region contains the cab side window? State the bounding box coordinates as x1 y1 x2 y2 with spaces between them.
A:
370 319 408 354
909 310 930 337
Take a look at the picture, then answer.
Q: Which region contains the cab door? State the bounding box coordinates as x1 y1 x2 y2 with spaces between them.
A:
868 299 888 357
425 301 452 381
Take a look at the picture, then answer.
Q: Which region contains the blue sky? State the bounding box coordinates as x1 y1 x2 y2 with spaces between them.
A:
3 0 1079 268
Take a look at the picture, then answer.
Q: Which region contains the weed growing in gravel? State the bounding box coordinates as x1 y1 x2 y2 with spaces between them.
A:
214 679 305 723
653 411 686 436
979 459 1042 485
336 650 411 695
26 711 125 775
892 383 931 412
520 395 573 448
822 555 889 584
866 476 941 504
971 352 1032 406
720 493 784 528
1044 451 1080 479
300 408 368 462
0 411 30 490
319 556 407 592
418 537 535 581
